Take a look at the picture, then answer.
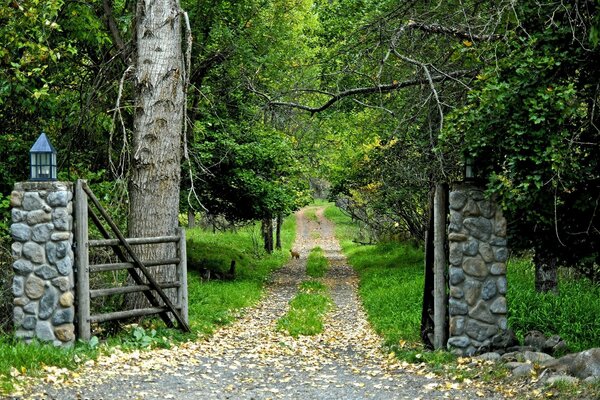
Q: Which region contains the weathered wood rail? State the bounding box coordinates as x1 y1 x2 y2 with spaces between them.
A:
74 179 189 340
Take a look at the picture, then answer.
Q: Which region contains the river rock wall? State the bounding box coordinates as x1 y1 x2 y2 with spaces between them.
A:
447 184 508 356
10 181 75 347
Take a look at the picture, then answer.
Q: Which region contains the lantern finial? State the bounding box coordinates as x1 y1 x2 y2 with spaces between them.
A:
29 132 57 181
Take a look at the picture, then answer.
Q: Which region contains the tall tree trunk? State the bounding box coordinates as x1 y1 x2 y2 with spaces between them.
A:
187 209 195 228
534 248 559 294
433 183 448 349
275 213 282 250
261 216 274 254
127 0 184 309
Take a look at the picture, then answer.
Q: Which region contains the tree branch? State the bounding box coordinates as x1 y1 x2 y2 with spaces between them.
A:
102 0 129 63
266 70 474 114
402 21 502 41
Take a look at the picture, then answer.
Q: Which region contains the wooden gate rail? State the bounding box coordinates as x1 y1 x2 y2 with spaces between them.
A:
75 179 190 341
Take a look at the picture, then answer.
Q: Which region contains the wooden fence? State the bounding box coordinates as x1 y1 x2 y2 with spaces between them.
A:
74 180 190 341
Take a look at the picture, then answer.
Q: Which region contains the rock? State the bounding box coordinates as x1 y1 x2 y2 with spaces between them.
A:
493 246 508 262
495 213 507 236
35 321 56 342
54 325 75 342
11 242 23 259
52 208 71 231
23 192 45 211
22 316 37 330
490 263 506 275
463 239 479 257
31 223 54 243
35 264 59 280
47 241 69 264
466 319 498 342
15 329 34 340
568 348 600 379
497 277 507 294
23 241 45 263
448 233 468 242
10 190 23 207
469 301 496 324
449 298 468 315
56 256 73 275
478 242 493 262
59 291 74 307
26 209 52 225
13 259 34 274
470 190 485 201
477 352 501 362
498 316 508 330
25 275 46 299
47 191 70 207
512 363 534 377
449 267 465 285
450 285 464 299
449 242 463 266
584 376 600 384
14 306 25 327
463 199 480 217
546 375 579 385
490 297 507 314
463 217 492 241
50 232 71 241
52 277 72 291
12 208 27 223
449 211 464 233
450 316 466 336
481 278 497 300
449 191 467 210
39 286 58 320
12 276 25 297
524 330 547 350
23 302 38 314
448 336 470 348
463 256 488 278
490 237 507 246
464 278 482 306
478 200 495 218
543 335 568 354
521 351 554 364
13 297 29 307
11 223 32 242
492 330 519 350
52 307 74 325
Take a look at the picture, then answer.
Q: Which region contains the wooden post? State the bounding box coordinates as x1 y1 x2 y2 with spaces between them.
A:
420 189 435 348
74 179 91 341
433 183 448 349
177 227 189 324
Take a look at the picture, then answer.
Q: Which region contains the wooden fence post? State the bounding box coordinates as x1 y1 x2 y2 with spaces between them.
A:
75 179 91 341
433 183 448 349
177 227 189 325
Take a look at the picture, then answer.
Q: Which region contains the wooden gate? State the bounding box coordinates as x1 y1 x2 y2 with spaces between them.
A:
74 179 190 340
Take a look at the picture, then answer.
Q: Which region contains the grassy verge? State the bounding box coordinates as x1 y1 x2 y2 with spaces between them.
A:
0 215 297 395
306 247 328 278
277 280 331 337
507 257 600 353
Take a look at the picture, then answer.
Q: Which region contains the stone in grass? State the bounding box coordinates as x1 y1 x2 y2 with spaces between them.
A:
54 325 75 342
476 352 501 362
511 363 534 378
568 348 600 379
546 375 579 385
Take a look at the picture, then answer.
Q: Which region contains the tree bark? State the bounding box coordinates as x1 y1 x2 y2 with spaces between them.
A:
420 189 435 349
261 216 274 254
187 209 195 228
534 249 559 294
433 183 448 349
127 0 184 309
275 213 282 250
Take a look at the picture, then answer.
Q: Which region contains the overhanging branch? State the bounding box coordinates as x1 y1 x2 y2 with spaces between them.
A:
403 21 502 41
266 70 474 114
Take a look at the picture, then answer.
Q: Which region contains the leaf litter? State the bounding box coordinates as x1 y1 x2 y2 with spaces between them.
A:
13 207 547 399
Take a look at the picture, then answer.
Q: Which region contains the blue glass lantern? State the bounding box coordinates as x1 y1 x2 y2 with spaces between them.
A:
464 156 475 182
29 133 57 181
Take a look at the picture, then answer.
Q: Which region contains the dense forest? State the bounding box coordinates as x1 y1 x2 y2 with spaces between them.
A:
1 0 599 300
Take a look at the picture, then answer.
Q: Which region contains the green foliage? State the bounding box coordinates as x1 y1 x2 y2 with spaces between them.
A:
277 280 332 337
507 258 600 352
306 247 328 278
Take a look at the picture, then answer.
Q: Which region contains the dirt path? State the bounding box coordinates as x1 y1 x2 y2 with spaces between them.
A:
18 207 504 399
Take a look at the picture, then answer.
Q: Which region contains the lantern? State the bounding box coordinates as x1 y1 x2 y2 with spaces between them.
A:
29 133 57 181
464 156 475 182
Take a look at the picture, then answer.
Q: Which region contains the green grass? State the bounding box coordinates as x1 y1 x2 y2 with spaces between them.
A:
303 207 318 222
507 257 600 353
306 247 328 278
186 216 296 335
325 205 424 346
277 280 332 337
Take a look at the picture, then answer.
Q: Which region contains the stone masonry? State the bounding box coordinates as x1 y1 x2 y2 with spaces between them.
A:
10 181 75 347
447 184 508 356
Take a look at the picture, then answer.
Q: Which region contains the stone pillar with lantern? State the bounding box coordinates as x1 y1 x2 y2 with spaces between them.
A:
10 133 76 346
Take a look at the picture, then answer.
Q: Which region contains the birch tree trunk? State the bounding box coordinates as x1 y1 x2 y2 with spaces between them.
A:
127 0 184 309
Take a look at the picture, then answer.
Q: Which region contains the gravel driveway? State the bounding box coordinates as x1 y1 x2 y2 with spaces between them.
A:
17 207 505 399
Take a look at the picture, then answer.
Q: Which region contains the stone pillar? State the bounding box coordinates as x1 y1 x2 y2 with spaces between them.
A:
10 181 75 347
447 184 508 356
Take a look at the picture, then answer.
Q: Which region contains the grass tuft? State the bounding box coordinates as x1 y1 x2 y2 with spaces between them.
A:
277 280 331 337
306 247 328 278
